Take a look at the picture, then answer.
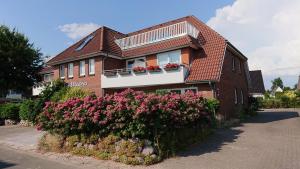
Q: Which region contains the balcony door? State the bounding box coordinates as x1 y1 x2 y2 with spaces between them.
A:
126 57 146 69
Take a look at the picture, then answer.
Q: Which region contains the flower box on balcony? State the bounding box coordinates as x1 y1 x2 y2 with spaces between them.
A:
147 65 161 72
119 69 131 75
133 66 146 74
104 71 117 76
164 63 180 71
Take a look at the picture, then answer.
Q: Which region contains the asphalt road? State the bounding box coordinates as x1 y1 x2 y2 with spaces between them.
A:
1 109 300 169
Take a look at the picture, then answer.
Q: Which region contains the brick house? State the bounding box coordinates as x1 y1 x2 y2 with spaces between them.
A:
249 70 266 98
45 16 252 118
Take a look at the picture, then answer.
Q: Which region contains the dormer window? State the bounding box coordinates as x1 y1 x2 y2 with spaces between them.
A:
75 35 94 51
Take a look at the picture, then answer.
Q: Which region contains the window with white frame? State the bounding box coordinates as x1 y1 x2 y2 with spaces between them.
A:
126 57 146 69
240 89 244 104
234 88 238 104
79 60 85 76
164 87 198 94
59 65 65 79
44 74 51 82
157 50 181 66
68 63 74 78
89 58 95 75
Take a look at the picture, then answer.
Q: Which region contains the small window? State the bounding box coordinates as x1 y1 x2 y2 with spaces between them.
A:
44 74 51 82
68 63 74 78
157 50 181 66
126 57 146 69
240 90 244 104
79 60 85 76
89 58 95 75
59 65 65 79
234 88 238 104
232 57 235 71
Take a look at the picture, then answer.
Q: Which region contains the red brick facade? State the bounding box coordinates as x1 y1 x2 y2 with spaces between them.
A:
47 16 254 119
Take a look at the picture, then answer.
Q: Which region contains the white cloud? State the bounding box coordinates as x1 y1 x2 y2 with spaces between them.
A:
58 23 100 40
207 0 300 88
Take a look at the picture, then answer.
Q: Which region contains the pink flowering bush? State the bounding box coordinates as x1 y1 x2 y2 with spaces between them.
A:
37 89 214 141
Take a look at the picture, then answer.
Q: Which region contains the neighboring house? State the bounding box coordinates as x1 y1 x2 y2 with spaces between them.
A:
249 70 266 98
46 16 252 118
32 66 54 96
271 86 283 97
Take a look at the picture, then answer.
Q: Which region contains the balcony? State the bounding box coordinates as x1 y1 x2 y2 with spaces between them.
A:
101 65 189 88
115 21 199 50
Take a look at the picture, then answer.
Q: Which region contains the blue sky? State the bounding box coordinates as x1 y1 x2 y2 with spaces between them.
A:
0 0 233 57
1 0 299 89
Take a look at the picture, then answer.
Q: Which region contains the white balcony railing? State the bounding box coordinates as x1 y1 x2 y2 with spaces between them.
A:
115 21 199 50
101 65 189 88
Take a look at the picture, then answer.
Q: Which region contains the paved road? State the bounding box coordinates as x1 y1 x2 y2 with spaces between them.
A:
0 109 300 169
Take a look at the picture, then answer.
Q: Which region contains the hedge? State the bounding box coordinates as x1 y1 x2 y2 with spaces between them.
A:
37 89 216 158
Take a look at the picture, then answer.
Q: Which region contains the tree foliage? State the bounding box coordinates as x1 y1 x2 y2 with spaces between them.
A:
0 25 43 97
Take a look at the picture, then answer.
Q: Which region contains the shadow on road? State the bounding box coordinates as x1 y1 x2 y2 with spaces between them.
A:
246 110 299 123
178 128 243 157
0 160 16 169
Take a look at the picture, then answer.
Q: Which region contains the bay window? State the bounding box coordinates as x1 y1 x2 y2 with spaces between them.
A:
157 50 181 66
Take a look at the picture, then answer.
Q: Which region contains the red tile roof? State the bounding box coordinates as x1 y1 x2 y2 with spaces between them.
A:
48 16 232 82
249 70 266 94
39 66 54 74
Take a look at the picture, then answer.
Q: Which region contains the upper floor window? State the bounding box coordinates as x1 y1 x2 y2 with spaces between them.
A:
234 88 238 104
59 65 65 79
126 57 146 69
89 58 95 75
232 57 235 71
157 50 181 66
68 63 74 78
75 35 94 51
79 60 85 76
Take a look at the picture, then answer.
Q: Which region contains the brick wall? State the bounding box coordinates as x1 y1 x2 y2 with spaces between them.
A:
216 49 249 118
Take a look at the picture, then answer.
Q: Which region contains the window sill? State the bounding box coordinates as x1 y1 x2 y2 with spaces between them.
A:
68 76 74 79
89 73 95 76
60 77 65 80
79 75 85 78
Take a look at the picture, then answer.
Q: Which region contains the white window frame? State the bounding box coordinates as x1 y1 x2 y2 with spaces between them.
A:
126 57 146 69
234 88 238 104
164 87 198 94
89 58 95 75
240 89 244 104
157 50 181 66
59 65 65 79
68 63 74 78
44 74 51 82
79 60 85 76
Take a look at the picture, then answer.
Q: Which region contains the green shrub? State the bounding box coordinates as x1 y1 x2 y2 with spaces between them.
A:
0 103 20 120
60 87 92 102
50 87 68 102
19 99 36 122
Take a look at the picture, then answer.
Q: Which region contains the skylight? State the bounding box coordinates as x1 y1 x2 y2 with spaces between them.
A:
75 35 94 51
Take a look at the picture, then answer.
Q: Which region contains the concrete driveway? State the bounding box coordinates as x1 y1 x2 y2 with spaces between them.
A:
0 109 300 169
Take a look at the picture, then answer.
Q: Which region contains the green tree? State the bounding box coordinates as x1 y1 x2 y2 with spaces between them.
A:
0 25 43 97
271 77 283 91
